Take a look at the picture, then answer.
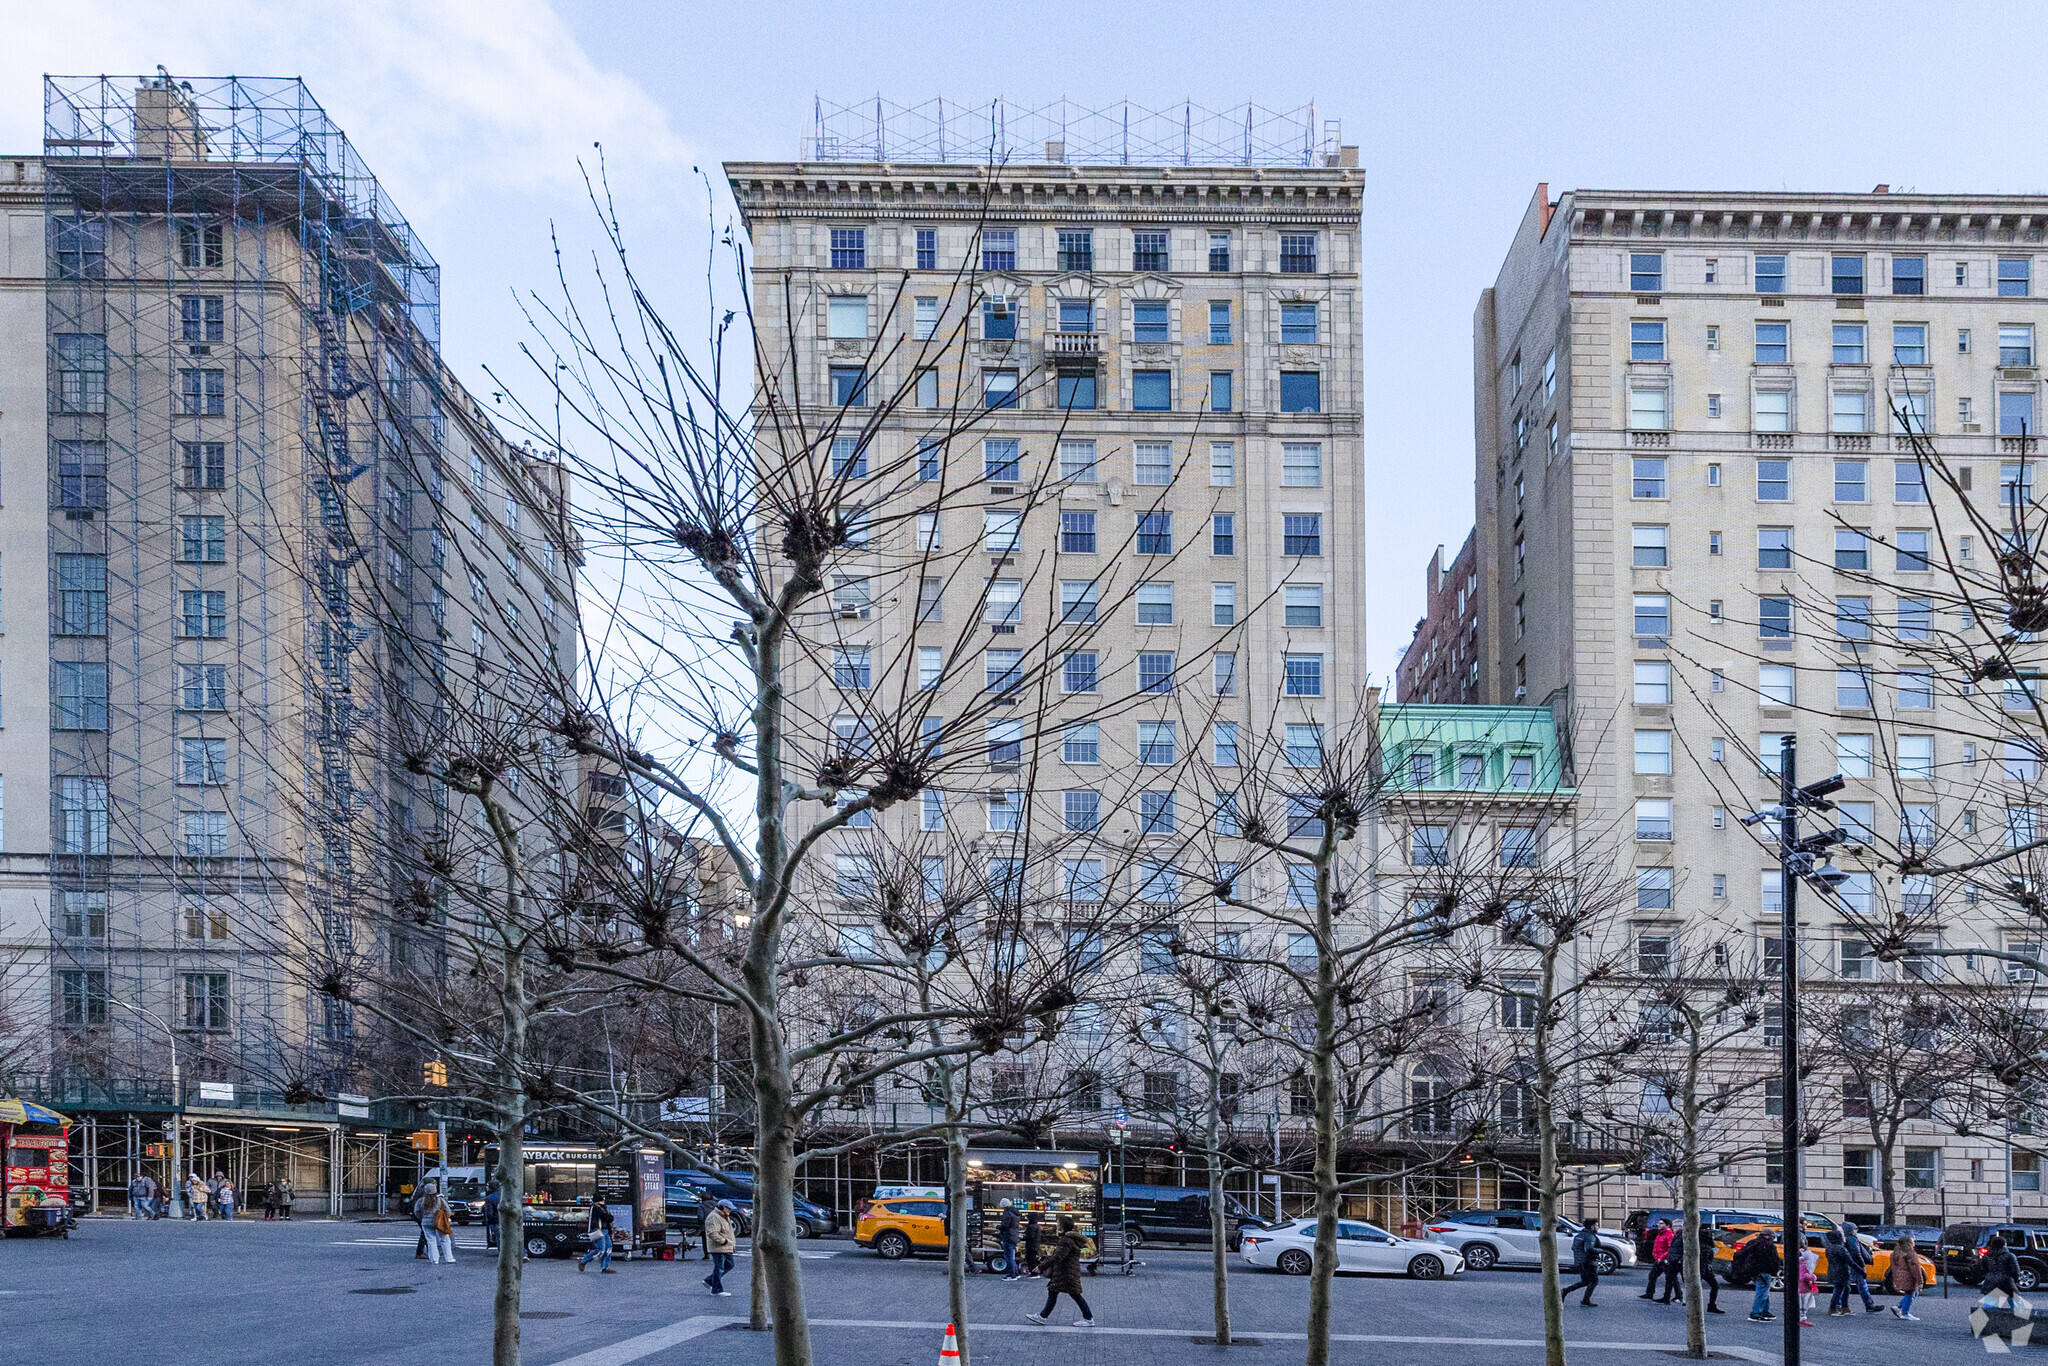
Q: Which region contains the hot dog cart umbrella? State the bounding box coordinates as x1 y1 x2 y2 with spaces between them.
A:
964 1148 1101 1274
1 1098 75 1237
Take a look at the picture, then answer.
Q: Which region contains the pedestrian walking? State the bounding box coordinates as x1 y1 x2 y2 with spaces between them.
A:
128 1174 150 1219
1695 1224 1723 1314
702 1201 736 1296
1734 1233 1781 1322
1559 1218 1603 1307
1657 1223 1686 1305
1978 1234 2022 1311
998 1200 1021 1280
579 1200 617 1273
1642 1219 1675 1301
1823 1228 1853 1315
1024 1214 1096 1327
1839 1221 1880 1313
1022 1209 1043 1278
418 1181 456 1265
207 1171 226 1220
1797 1242 1819 1325
1888 1235 1925 1320
260 1181 277 1220
218 1177 236 1221
186 1172 208 1220
484 1182 500 1250
280 1179 294 1219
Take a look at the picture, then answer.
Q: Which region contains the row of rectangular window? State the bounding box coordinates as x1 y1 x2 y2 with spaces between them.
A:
842 437 1323 488
1633 456 2032 503
832 363 1324 413
1633 522 1936 570
52 663 233 727
1631 319 2025 365
868 294 1313 345
59 968 230 1029
1629 250 2031 296
837 644 1324 698
899 508 1315 556
53 440 227 510
1635 657 2030 719
1633 590 2007 653
827 226 1317 274
52 220 223 280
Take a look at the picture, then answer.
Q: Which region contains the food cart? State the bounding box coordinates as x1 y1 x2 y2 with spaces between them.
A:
1 1098 74 1238
964 1148 1101 1275
484 1142 670 1259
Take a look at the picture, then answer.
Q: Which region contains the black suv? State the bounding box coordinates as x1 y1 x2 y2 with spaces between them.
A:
1941 1223 2048 1290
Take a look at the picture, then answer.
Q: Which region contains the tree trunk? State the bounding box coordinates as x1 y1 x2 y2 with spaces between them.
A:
493 1065 527 1365
750 1037 809 1360
1535 946 1566 1366
751 1213 768 1329
945 1112 972 1365
1305 858 1339 1366
1207 1076 1232 1347
1878 1132 1898 1223
1681 1026 1706 1358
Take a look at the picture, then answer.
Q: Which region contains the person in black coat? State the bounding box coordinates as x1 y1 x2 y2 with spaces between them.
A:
1022 1209 1043 1278
1693 1224 1722 1313
1024 1215 1095 1326
1736 1234 1782 1321
998 1201 1022 1281
1657 1227 1687 1304
1980 1235 2023 1311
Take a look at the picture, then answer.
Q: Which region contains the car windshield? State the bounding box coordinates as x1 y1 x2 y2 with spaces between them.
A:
445 1180 484 1201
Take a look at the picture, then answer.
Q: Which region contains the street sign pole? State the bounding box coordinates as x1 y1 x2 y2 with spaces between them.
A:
1779 734 1802 1366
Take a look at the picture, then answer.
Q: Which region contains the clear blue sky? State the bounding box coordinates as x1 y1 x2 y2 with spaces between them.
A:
9 0 2046 677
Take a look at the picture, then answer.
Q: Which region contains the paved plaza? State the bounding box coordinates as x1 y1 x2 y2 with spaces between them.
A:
1 1218 2023 1365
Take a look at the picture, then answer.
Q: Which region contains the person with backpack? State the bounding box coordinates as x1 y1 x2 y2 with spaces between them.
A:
578 1199 617 1273
1888 1234 1925 1320
1979 1234 2022 1312
998 1200 1022 1281
1559 1218 1603 1307
1734 1233 1781 1322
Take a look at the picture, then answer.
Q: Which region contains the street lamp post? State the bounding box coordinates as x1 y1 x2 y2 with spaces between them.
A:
1748 736 1849 1366
110 999 183 1219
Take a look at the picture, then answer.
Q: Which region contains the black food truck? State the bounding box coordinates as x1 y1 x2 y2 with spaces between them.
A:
484 1143 669 1260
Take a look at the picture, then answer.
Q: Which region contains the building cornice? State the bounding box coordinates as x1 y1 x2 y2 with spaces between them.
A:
1562 190 2048 246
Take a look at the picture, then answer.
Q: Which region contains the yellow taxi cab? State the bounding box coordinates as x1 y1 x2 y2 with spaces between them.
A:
856 1195 949 1259
1718 1221 1937 1288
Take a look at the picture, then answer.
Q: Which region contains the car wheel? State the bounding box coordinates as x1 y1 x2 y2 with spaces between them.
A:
1124 1225 1145 1249
985 1252 1011 1275
1276 1248 1313 1276
2020 1265 2041 1293
1408 1254 1446 1280
793 1220 812 1240
874 1230 912 1261
1592 1250 1620 1276
525 1235 550 1258
1461 1242 1498 1271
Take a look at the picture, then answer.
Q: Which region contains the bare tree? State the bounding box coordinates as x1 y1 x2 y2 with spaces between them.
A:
1617 936 1774 1357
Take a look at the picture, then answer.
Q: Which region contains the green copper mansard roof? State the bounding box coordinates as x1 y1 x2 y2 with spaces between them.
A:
1378 704 1572 795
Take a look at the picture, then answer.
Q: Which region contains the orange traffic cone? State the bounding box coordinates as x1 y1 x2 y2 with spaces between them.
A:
938 1323 961 1362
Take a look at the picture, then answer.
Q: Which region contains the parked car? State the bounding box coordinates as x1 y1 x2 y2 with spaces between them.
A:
1241 1218 1463 1279
856 1195 949 1260
1420 1208 1637 1274
1941 1223 2048 1291
1100 1183 1272 1250
1860 1223 1943 1257
665 1169 835 1238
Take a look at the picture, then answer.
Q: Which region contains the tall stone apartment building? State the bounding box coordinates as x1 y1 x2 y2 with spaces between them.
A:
1471 183 2048 1220
1394 530 1481 703
724 106 1365 1147
0 75 578 1208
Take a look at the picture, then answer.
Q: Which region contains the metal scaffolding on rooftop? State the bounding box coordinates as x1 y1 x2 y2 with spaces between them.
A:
803 96 1336 168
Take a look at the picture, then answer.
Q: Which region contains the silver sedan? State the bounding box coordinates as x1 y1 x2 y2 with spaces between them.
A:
1242 1218 1465 1279
1419 1209 1637 1274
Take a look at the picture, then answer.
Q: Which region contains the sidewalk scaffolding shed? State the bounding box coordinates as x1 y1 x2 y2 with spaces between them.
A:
2 1099 75 1236
965 1148 1101 1274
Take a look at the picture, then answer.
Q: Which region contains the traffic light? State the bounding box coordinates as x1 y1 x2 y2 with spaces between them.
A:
424 1059 448 1087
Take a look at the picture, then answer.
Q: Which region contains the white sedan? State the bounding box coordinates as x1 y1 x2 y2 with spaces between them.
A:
1242 1218 1465 1279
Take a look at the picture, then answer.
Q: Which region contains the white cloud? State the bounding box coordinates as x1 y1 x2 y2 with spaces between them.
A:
1 0 688 211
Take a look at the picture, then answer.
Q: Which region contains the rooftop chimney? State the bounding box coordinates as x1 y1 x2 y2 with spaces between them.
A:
135 77 206 160
1871 183 1891 194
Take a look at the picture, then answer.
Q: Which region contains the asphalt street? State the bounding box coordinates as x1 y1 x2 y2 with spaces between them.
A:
2 1218 2025 1365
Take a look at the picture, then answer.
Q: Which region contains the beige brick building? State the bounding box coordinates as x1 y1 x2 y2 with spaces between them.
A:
1474 184 2048 1222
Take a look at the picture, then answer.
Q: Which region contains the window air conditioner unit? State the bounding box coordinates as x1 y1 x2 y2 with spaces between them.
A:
838 605 863 619
1514 686 1527 701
